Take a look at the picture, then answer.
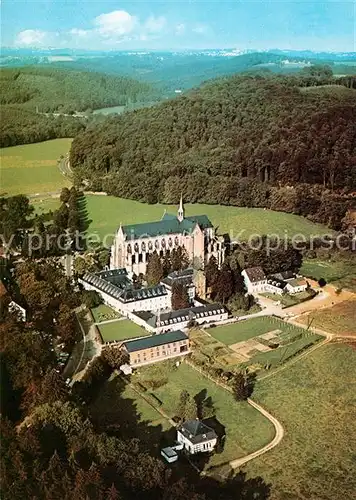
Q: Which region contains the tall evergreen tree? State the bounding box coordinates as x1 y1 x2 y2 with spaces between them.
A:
145 251 163 286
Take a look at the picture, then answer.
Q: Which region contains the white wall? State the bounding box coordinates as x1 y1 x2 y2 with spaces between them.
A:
177 430 217 454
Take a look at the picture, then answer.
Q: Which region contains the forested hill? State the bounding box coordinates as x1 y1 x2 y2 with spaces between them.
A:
0 67 158 147
70 73 356 228
0 66 156 112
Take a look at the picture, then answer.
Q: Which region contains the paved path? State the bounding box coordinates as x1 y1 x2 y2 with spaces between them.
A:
185 360 285 470
230 398 284 469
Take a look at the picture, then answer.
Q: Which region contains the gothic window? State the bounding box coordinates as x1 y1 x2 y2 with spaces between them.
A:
174 236 179 246
134 242 139 252
155 240 160 249
168 237 173 247
161 238 166 248
141 242 146 252
148 241 153 251
127 244 132 254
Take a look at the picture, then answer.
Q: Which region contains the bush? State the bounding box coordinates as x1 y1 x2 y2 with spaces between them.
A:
143 378 168 390
318 278 327 287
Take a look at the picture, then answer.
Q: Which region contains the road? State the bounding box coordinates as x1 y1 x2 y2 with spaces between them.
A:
229 398 284 469
63 309 102 384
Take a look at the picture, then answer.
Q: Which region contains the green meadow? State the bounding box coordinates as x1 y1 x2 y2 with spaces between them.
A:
0 138 72 196
245 344 356 500
82 194 333 244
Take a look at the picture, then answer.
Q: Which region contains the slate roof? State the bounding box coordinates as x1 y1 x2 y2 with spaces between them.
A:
133 303 227 328
81 272 167 303
123 330 188 353
243 267 266 283
161 268 194 288
121 213 213 239
178 420 217 444
271 270 295 281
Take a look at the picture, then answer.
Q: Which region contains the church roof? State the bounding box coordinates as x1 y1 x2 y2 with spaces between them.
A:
121 213 213 239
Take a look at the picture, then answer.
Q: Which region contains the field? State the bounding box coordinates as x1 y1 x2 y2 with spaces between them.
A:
202 318 323 369
97 319 148 343
301 258 356 292
83 194 333 245
300 299 356 336
90 304 121 323
131 361 275 466
0 139 72 196
207 317 307 345
244 344 356 500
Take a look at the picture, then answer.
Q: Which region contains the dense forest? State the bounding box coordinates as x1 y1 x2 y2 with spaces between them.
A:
70 70 356 229
0 66 158 147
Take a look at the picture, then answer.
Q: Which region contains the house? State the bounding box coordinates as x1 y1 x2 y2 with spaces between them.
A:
131 303 228 334
285 277 308 294
110 197 225 275
122 329 190 366
265 278 287 295
161 268 196 303
79 269 171 315
241 267 267 294
177 420 218 454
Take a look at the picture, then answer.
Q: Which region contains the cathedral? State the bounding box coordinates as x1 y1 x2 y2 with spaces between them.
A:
110 197 225 275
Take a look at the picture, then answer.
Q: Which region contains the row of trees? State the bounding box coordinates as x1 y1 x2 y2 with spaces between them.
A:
145 247 190 286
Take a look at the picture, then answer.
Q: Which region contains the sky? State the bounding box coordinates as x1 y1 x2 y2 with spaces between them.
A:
1 1 355 52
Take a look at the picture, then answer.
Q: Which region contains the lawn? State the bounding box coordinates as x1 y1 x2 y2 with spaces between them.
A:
244 343 356 500
207 317 307 345
83 194 333 246
90 304 121 323
0 139 72 196
301 257 356 292
97 319 149 343
132 361 275 466
301 299 356 336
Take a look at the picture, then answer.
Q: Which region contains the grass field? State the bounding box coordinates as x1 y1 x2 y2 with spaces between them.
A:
0 139 72 196
82 195 333 245
207 317 306 345
132 361 275 466
90 304 121 323
302 299 356 336
301 258 356 292
244 343 356 500
97 319 148 343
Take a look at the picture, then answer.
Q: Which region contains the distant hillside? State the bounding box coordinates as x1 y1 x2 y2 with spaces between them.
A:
0 66 157 147
70 72 356 229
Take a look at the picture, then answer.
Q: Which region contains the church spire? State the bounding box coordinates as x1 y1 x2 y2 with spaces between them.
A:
177 194 184 222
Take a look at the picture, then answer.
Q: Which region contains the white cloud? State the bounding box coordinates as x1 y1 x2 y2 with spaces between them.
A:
175 24 185 35
15 29 49 47
94 10 137 37
192 24 209 35
13 10 208 49
69 28 89 38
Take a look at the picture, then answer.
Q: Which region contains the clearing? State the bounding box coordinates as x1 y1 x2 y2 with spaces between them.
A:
0 139 72 196
244 343 356 500
97 319 148 343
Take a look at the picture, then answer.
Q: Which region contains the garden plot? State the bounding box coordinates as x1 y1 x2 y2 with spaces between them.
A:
230 339 272 359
